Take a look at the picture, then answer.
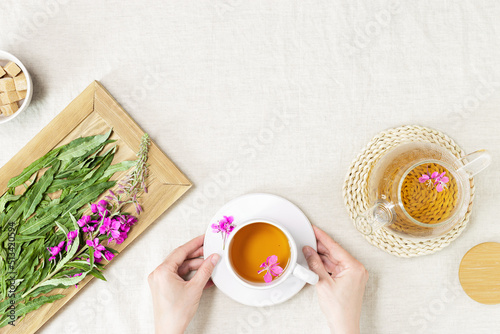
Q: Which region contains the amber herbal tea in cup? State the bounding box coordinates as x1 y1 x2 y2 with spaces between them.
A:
229 222 291 283
226 219 318 288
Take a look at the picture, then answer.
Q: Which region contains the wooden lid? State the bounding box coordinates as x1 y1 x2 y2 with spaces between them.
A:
459 242 500 305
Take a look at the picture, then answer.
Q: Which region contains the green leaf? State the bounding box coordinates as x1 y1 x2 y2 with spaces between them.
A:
69 213 79 231
19 268 40 293
89 246 95 269
72 151 115 192
65 260 91 271
0 294 66 328
14 245 36 276
1 173 36 224
62 181 115 217
34 197 60 216
19 192 78 235
104 246 119 255
102 160 136 179
2 201 26 226
25 284 66 298
55 221 69 237
23 161 60 219
56 130 112 162
38 272 87 288
53 267 81 278
46 177 83 193
88 268 106 281
12 235 44 243
39 259 53 283
0 194 22 212
61 139 116 172
80 167 99 181
0 296 16 315
62 261 106 281
18 212 58 235
7 150 59 188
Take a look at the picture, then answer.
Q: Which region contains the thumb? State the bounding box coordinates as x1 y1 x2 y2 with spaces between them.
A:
190 253 220 288
302 246 330 282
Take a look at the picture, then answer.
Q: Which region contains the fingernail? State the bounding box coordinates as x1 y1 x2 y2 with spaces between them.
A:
303 246 312 257
211 253 220 265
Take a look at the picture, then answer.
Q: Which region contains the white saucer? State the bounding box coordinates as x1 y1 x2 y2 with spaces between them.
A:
204 193 317 307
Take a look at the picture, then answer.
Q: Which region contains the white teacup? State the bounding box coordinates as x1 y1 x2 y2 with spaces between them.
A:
225 218 319 289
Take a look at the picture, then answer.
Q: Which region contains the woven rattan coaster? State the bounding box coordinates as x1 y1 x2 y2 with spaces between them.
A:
342 125 475 257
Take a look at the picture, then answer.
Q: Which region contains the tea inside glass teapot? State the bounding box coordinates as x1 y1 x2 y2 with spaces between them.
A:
355 142 491 240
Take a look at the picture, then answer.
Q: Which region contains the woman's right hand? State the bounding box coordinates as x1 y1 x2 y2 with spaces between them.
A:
302 225 368 334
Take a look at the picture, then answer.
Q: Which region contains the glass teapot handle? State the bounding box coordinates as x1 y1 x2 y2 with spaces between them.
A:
355 200 395 235
457 149 491 177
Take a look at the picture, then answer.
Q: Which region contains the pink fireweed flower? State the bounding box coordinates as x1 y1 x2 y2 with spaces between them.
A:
119 215 137 232
105 190 117 202
211 216 236 250
135 204 143 214
108 231 127 244
83 224 95 233
418 174 430 183
98 217 116 235
96 200 109 218
47 240 65 261
98 216 128 244
211 216 235 234
433 172 449 192
86 238 106 261
67 230 78 240
419 170 449 192
110 228 121 240
257 255 284 283
77 215 91 227
104 250 115 261
66 230 79 251
78 215 97 233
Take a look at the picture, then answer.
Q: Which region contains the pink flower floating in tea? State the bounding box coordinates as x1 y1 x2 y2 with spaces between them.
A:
419 171 449 192
211 215 236 250
258 255 284 283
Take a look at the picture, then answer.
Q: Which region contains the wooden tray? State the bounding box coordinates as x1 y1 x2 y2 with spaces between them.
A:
0 81 192 333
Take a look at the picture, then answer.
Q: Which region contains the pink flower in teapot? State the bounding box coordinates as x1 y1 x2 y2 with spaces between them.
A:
418 170 449 192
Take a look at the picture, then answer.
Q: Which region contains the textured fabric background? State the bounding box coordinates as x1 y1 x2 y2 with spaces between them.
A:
1 1 500 333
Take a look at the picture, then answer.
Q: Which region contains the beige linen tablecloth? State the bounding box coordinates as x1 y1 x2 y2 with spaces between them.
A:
1 1 499 333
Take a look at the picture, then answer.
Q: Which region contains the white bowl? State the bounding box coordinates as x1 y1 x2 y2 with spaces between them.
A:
0 50 33 124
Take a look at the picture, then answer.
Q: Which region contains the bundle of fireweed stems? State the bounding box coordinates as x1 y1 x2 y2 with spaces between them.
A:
0 131 150 327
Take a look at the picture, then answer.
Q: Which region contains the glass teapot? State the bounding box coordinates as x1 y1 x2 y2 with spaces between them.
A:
355 142 491 240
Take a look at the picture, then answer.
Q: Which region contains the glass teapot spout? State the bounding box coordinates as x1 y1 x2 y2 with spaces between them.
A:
355 200 395 235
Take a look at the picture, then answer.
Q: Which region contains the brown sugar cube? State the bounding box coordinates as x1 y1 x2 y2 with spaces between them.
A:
4 61 21 77
0 78 15 91
0 91 21 105
0 102 19 116
17 90 27 99
14 73 27 91
0 66 5 78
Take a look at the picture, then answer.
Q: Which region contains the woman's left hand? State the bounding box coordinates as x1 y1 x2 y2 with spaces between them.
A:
148 235 220 334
